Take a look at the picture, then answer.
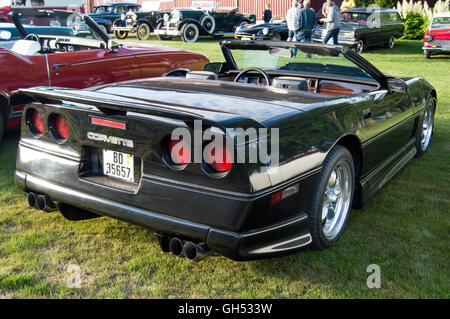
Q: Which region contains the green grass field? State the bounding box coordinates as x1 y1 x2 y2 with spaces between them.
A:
0 37 448 298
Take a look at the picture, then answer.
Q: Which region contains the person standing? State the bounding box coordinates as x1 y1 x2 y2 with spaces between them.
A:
298 0 316 57
340 0 356 11
320 1 340 45
286 0 301 42
263 3 273 23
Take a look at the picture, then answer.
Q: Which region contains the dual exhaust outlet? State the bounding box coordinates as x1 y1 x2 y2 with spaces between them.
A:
27 192 57 212
163 237 213 262
28 194 212 261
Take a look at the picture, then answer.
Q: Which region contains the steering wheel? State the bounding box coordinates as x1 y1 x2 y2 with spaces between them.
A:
234 68 271 86
24 33 40 42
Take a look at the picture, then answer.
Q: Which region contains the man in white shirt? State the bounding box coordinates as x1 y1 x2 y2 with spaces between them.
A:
286 0 302 41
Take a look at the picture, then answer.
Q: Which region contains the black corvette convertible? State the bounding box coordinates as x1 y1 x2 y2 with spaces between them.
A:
12 40 436 261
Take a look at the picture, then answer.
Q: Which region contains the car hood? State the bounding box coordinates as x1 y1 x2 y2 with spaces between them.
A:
12 78 341 129
240 22 286 32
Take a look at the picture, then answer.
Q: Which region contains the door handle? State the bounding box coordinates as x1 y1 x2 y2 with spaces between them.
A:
52 63 67 70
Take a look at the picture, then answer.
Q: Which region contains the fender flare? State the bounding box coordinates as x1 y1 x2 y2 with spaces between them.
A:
178 19 211 36
136 19 154 31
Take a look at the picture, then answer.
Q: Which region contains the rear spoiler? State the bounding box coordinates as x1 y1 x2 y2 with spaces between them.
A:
10 87 247 131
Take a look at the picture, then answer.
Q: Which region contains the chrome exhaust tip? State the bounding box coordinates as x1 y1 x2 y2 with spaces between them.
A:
36 195 57 212
156 234 171 253
27 192 37 208
169 237 185 257
183 242 212 262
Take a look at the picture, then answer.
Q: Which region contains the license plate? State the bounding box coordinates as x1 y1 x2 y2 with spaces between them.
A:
242 37 251 41
443 45 450 50
103 150 134 182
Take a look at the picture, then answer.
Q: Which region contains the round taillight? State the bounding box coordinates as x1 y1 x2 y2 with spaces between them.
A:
168 139 191 165
205 145 232 173
55 115 69 140
32 110 45 134
425 33 433 42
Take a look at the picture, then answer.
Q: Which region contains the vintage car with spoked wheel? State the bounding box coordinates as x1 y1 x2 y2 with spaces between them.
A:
112 9 166 40
313 7 404 53
0 8 209 142
11 40 436 261
154 1 256 42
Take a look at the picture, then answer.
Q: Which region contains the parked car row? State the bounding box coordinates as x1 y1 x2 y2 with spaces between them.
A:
235 7 405 54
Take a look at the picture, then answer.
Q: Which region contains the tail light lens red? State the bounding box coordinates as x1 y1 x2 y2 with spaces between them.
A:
205 145 232 173
55 115 69 140
168 139 191 165
32 110 45 134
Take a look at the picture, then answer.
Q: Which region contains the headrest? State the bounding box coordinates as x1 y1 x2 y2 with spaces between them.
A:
11 40 41 56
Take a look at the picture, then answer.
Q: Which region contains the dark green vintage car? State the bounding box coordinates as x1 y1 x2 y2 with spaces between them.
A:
154 1 256 42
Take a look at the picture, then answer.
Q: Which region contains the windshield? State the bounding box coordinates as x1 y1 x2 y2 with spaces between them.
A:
341 12 370 23
229 46 374 81
432 17 450 28
14 10 104 40
94 6 113 14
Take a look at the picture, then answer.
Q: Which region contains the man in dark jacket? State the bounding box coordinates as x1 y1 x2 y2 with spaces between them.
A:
298 0 316 57
263 3 272 23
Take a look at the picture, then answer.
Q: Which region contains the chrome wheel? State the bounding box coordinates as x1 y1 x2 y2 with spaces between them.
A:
321 161 352 240
388 36 395 49
421 102 434 151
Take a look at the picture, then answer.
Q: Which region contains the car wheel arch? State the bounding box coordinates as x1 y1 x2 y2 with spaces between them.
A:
333 135 364 209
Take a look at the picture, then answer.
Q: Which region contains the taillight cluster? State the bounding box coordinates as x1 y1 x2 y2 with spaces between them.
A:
26 108 69 143
163 137 233 176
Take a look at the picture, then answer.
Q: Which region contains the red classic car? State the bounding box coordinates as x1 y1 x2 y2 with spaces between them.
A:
0 8 209 142
423 11 450 59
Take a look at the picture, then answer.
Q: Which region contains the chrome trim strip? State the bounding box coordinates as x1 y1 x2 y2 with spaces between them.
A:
361 112 417 147
45 54 51 86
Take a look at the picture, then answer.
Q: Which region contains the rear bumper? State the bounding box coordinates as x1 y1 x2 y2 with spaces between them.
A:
15 143 313 261
423 46 450 52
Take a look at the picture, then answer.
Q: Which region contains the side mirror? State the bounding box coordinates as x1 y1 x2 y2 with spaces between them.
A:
0 30 12 41
269 47 293 58
202 62 224 74
387 78 407 93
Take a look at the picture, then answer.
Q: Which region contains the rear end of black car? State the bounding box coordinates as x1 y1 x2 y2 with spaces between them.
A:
12 90 316 261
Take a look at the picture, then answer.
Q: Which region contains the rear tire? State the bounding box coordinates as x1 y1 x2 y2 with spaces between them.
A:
200 14 215 33
307 146 355 250
424 50 431 59
386 36 395 49
181 23 199 42
114 30 128 39
271 32 281 41
356 39 365 54
415 97 436 157
136 23 151 41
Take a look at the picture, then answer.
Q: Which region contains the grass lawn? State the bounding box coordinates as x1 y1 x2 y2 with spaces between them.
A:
0 36 448 298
